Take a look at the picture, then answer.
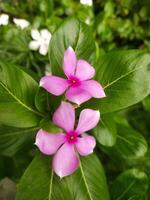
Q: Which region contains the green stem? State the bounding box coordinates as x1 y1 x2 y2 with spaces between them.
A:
49 169 54 200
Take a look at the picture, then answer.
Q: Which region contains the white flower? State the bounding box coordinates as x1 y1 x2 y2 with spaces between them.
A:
13 18 29 29
80 0 93 6
0 14 9 25
29 29 51 56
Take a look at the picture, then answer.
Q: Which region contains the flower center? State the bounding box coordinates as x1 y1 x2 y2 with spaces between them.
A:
67 75 81 87
66 130 78 144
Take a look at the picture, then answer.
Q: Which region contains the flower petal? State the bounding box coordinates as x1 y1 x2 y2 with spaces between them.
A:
76 134 96 156
31 29 41 40
75 59 95 81
40 75 68 96
35 129 65 155
53 143 79 177
29 41 40 50
40 29 51 41
53 101 75 132
63 46 77 77
0 14 9 25
80 0 93 6
13 18 29 29
76 109 100 134
39 44 48 55
65 87 91 105
80 80 106 98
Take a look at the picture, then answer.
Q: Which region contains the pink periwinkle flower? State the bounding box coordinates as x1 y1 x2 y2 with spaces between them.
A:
35 102 100 177
40 46 106 105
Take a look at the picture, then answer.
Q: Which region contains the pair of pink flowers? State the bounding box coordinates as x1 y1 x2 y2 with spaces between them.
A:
35 47 106 177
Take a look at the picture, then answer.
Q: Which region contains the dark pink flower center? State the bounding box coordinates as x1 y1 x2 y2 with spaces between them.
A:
66 130 78 144
67 75 81 87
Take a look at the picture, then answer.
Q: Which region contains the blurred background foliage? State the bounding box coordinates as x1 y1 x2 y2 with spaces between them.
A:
0 0 150 76
0 0 150 199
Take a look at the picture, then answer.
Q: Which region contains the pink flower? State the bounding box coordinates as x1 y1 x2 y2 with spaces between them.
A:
35 102 100 177
40 46 106 105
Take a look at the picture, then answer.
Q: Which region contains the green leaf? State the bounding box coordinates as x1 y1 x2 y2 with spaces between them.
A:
104 124 148 160
15 154 51 200
15 153 110 200
93 114 117 146
52 154 110 200
143 95 150 112
111 168 148 200
49 18 96 76
88 50 150 114
0 124 38 156
0 61 43 127
35 88 50 113
40 118 62 133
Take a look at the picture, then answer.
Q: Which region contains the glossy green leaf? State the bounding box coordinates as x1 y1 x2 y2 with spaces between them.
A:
49 18 96 76
15 153 110 200
0 124 38 156
104 124 148 160
0 61 43 127
93 114 117 146
111 168 148 200
88 50 150 114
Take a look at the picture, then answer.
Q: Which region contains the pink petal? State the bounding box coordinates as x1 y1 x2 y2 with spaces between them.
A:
53 143 79 177
76 134 96 156
80 80 106 98
35 129 65 155
53 101 75 132
65 87 91 105
63 46 77 77
75 59 95 81
76 109 100 134
40 75 68 96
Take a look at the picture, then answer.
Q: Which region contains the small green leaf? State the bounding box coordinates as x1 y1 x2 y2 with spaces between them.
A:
16 153 110 200
93 114 117 146
104 124 148 160
49 18 96 76
111 169 148 200
35 88 50 113
40 118 62 133
0 61 43 127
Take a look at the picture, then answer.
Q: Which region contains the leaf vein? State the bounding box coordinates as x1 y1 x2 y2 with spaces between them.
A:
103 65 144 89
0 127 38 138
116 180 136 200
79 160 93 200
0 82 44 117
